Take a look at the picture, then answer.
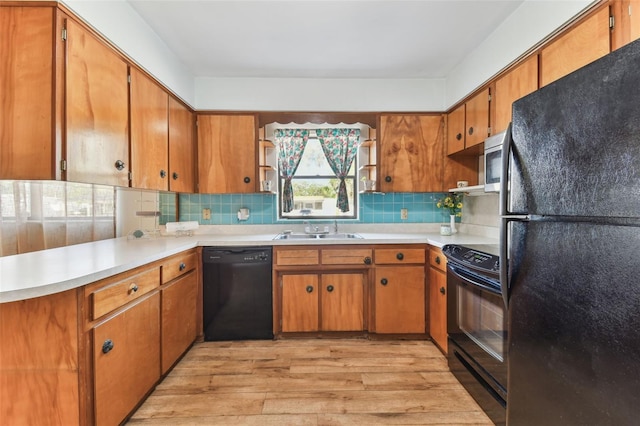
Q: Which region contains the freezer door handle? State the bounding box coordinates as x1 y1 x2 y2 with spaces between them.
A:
499 122 512 217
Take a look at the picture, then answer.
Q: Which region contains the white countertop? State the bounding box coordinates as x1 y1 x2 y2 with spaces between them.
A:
0 226 497 303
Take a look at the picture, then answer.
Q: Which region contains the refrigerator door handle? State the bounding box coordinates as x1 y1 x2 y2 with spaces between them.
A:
499 122 512 217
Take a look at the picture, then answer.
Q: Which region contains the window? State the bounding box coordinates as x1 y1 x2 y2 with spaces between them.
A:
279 137 357 219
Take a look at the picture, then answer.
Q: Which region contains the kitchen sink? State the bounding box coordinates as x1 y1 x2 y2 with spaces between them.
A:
273 232 363 240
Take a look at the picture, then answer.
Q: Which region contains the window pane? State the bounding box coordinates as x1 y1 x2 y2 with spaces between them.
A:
281 177 356 218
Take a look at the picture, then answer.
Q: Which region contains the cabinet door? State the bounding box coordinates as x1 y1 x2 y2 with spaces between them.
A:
446 104 466 155
494 55 538 134
168 97 195 193
197 114 256 193
281 274 319 332
130 67 169 190
378 115 444 192
374 266 425 334
0 7 58 180
93 293 160 426
540 6 611 87
321 273 364 331
464 88 490 147
429 267 448 354
612 0 640 50
161 271 197 374
66 18 129 187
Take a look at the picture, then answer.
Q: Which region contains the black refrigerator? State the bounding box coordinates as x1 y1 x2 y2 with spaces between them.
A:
501 38 640 425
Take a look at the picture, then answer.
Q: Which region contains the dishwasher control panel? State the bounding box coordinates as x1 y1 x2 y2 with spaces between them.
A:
203 247 272 264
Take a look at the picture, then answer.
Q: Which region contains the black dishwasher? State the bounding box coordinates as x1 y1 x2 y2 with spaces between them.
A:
202 247 273 341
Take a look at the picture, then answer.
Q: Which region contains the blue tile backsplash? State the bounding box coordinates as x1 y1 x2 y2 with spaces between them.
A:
160 192 456 225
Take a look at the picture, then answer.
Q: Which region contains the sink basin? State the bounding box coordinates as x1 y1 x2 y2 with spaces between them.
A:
273 232 363 240
273 233 319 240
317 233 363 239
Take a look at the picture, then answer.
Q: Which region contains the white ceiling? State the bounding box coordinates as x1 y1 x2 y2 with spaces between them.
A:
127 0 525 79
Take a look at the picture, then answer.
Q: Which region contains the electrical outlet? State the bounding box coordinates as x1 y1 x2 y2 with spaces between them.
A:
400 208 408 220
202 208 211 220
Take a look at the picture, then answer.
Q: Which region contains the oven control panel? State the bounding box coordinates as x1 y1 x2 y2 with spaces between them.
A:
442 244 500 274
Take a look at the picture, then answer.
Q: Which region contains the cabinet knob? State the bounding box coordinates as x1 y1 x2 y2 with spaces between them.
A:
160 169 167 178
380 278 388 286
172 172 179 180
128 283 138 294
114 160 125 171
364 256 372 265
179 262 186 271
396 252 404 261
440 286 446 295
244 177 251 183
385 176 392 183
102 339 114 354
327 285 334 292
306 285 314 293
468 126 474 136
456 133 462 141
435 256 441 265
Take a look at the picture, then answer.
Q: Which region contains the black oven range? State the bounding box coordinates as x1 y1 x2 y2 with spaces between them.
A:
442 244 506 426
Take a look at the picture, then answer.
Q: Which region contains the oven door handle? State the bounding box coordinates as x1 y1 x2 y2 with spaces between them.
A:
448 264 501 295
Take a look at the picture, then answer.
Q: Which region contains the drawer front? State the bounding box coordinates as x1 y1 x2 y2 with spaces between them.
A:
375 248 425 265
429 247 447 272
321 248 372 265
162 251 198 284
91 267 160 320
276 249 319 266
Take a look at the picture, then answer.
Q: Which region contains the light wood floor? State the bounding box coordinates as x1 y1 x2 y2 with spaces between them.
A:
127 339 493 425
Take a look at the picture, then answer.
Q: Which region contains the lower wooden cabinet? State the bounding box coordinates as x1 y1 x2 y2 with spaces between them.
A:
161 270 198 373
429 247 448 353
93 293 161 426
281 272 365 332
274 244 426 337
321 273 364 331
373 266 426 334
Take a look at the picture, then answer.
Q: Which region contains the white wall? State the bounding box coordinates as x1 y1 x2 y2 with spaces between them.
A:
445 0 597 108
61 0 596 112
61 0 195 106
195 77 445 112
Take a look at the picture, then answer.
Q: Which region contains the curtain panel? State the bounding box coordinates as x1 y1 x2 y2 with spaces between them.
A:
274 129 310 213
316 129 361 212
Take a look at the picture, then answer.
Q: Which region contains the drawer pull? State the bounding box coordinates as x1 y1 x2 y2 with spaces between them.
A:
440 286 446 295
396 253 404 261
179 262 186 271
327 285 334 292
380 278 388 286
435 256 441 265
128 283 138 294
456 132 462 141
364 256 372 265
172 172 179 180
306 285 314 293
102 339 114 354
160 169 167 178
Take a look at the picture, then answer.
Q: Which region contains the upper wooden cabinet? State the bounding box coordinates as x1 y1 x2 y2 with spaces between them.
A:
130 67 169 191
378 114 444 193
65 17 130 187
540 6 611 87
169 97 195 193
493 55 539 134
446 88 490 155
612 0 640 50
197 114 257 193
446 104 466 155
1 6 61 180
